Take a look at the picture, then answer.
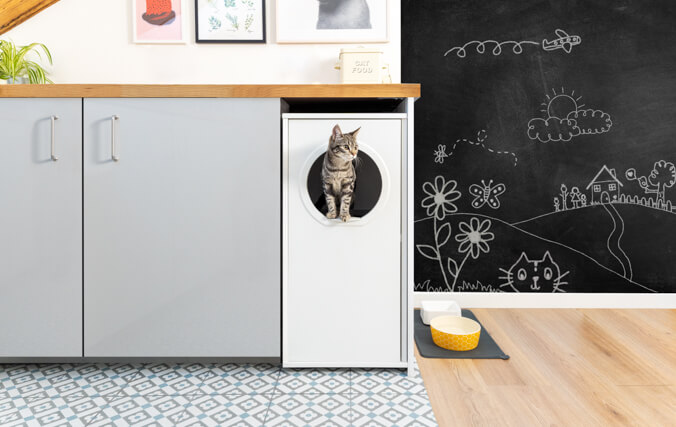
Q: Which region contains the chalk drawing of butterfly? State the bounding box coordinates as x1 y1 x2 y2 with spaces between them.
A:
433 144 449 164
469 180 506 209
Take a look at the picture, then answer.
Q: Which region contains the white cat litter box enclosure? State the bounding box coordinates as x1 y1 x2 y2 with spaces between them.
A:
283 112 414 370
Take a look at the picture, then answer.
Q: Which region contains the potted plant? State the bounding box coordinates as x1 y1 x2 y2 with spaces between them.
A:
0 40 53 84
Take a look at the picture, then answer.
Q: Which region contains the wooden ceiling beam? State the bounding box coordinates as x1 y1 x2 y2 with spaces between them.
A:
0 0 61 35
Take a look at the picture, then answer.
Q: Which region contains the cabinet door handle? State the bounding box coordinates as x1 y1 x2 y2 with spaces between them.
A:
111 115 120 162
50 115 59 161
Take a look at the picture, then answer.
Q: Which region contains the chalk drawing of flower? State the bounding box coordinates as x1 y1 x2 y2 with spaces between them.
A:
421 176 461 220
455 217 494 259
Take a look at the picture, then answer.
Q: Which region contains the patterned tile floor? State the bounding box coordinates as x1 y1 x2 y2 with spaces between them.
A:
0 362 437 426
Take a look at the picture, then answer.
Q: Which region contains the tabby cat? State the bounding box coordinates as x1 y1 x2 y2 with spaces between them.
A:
322 125 360 221
317 0 372 29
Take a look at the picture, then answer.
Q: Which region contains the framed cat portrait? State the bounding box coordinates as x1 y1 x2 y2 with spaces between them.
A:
276 0 388 43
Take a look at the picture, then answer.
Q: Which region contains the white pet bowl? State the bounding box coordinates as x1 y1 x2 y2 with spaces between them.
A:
420 300 461 325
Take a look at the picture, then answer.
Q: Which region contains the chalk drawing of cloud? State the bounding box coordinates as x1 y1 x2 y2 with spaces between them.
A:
527 117 581 143
527 88 612 143
567 109 612 135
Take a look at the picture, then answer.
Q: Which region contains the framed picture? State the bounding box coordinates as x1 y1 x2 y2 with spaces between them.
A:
195 0 266 43
133 0 188 44
276 0 388 43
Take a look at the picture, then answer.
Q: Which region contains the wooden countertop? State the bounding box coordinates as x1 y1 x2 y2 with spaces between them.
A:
0 84 420 98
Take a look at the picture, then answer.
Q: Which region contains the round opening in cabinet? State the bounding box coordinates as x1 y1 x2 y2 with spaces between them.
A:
301 143 390 226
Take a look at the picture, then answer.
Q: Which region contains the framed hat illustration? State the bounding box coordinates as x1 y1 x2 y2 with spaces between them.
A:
133 0 188 44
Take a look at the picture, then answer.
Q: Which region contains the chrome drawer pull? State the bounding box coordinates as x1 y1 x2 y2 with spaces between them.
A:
50 115 59 161
111 115 120 162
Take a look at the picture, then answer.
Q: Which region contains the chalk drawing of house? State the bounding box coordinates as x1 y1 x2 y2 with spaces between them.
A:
586 165 623 204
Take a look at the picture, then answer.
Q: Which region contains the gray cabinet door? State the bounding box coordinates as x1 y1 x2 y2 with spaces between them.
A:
83 98 280 357
0 99 82 357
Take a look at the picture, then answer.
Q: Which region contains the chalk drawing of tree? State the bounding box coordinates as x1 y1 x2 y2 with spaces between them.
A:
649 160 676 202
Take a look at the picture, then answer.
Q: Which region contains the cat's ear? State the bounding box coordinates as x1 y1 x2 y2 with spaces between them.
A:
515 252 529 264
350 127 361 138
542 251 554 263
332 125 343 140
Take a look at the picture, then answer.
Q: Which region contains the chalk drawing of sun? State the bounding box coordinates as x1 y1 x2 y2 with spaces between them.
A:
527 87 612 143
542 88 585 119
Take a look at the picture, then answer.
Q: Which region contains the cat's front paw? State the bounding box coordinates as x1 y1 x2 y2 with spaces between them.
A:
326 211 337 219
340 213 351 222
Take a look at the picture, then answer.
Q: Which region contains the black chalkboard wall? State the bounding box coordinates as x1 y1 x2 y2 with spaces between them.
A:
402 0 676 293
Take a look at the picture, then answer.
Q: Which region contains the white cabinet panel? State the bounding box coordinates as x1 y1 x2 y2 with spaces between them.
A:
84 98 280 357
0 99 82 357
284 115 404 367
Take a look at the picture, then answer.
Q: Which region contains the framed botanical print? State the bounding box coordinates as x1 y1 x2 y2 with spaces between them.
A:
276 0 388 43
133 0 188 44
195 0 266 43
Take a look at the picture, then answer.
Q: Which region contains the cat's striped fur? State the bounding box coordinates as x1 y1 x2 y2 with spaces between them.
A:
322 125 360 221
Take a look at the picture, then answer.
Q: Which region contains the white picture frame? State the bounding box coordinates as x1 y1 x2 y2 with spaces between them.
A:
276 0 388 44
132 0 189 44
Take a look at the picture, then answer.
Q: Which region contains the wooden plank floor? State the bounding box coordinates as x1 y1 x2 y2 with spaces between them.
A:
416 309 676 426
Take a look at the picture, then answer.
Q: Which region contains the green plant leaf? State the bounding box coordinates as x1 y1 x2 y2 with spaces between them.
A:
0 39 53 83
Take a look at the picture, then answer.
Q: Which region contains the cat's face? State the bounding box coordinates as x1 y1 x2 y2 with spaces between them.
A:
329 125 359 161
499 251 566 292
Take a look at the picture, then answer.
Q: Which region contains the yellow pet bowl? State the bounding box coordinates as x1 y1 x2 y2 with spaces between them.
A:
430 316 481 351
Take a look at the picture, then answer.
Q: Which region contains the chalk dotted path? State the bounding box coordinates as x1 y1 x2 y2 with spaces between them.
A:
448 130 518 167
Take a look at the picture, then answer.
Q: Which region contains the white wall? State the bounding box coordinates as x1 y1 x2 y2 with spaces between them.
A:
4 0 400 84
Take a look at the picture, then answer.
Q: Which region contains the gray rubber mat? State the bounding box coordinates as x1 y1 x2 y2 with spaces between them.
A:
415 309 509 359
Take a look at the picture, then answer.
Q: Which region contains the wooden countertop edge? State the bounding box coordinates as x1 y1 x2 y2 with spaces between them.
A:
0 84 421 98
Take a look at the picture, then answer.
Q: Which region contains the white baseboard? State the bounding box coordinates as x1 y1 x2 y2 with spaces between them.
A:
283 362 408 369
413 292 676 309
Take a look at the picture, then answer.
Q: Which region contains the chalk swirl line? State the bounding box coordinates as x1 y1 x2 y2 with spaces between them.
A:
448 130 518 167
444 40 540 58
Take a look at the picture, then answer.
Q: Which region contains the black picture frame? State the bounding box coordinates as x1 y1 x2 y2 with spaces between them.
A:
195 0 266 43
